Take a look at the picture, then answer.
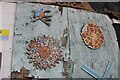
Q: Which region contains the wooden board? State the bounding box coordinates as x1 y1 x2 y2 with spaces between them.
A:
11 3 119 78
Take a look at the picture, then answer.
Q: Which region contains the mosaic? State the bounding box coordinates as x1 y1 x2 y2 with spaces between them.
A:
26 35 63 70
11 3 118 78
81 23 104 49
33 8 52 26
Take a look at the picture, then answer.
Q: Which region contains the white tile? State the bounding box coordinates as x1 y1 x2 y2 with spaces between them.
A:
1 2 15 54
2 2 16 26
3 23 14 29
2 12 10 25
0 3 2 26
2 2 16 14
2 13 16 25
8 13 16 25
0 41 2 52
1 51 12 67
2 41 12 52
0 2 16 79
1 33 13 52
1 66 11 78
1 8 15 53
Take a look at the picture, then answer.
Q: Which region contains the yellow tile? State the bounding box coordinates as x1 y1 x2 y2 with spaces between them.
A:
2 29 9 36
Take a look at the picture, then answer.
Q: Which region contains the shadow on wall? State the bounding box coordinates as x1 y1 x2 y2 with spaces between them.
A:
113 24 120 49
89 2 120 19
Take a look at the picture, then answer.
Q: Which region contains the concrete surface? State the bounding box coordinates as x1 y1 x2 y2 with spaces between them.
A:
11 3 119 78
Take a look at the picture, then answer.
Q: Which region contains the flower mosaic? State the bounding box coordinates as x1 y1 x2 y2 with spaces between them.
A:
26 35 63 70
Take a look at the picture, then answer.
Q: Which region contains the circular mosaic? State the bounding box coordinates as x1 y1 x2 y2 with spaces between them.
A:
26 35 63 70
81 23 104 49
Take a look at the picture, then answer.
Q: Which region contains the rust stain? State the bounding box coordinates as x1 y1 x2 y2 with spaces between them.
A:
11 67 34 79
62 58 74 79
62 60 69 78
59 6 63 15
60 27 69 48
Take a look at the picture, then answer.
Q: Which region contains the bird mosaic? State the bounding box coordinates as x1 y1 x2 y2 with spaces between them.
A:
33 8 52 26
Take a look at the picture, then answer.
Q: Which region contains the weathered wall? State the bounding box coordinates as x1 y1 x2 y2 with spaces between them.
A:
12 3 119 78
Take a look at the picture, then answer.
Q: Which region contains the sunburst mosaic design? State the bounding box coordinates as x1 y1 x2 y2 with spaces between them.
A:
81 23 104 49
26 35 63 70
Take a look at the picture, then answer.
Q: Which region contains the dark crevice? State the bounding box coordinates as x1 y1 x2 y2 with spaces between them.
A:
89 2 120 19
113 24 120 49
67 8 71 58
